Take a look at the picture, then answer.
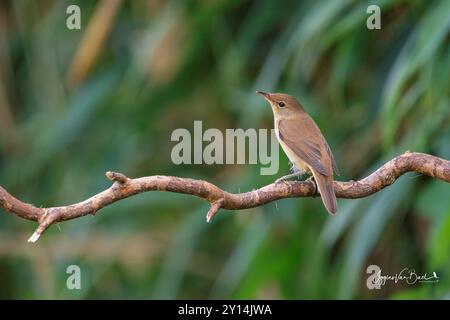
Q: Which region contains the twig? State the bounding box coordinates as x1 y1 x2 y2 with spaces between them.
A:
0 152 449 242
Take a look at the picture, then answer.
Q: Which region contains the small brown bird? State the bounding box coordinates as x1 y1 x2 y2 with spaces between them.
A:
258 91 340 215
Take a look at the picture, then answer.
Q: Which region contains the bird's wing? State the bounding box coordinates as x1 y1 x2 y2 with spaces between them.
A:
278 118 331 177
325 139 340 176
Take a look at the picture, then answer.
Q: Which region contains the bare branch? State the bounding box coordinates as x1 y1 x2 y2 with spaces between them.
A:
206 198 225 223
1 152 449 242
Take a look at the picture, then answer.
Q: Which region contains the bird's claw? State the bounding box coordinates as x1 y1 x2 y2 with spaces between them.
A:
275 178 291 187
306 176 317 194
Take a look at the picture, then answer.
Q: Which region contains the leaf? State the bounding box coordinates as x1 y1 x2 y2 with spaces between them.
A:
428 214 450 270
381 0 450 149
337 178 414 299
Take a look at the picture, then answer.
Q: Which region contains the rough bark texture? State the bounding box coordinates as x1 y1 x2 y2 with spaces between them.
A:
1 152 449 242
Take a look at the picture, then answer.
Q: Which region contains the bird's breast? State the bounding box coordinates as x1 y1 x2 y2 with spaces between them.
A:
274 127 311 173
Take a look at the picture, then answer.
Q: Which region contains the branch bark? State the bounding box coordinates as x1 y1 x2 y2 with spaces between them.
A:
1 152 449 242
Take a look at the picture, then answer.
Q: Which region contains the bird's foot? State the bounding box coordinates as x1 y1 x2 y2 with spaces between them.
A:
306 176 317 194
275 171 302 184
274 177 291 187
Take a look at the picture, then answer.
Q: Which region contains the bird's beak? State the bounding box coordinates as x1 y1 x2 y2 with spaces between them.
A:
256 91 271 102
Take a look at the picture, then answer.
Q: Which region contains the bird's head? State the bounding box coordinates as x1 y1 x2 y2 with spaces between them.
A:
257 91 304 118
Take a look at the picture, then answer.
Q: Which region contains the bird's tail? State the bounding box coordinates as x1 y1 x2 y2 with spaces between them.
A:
312 171 337 215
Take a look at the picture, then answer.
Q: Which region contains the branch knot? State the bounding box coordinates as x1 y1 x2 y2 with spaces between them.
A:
106 171 130 184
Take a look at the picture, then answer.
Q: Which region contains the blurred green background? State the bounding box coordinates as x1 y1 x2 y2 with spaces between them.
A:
0 0 449 299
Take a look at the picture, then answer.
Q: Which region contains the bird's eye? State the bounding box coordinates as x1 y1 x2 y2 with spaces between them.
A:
278 101 285 108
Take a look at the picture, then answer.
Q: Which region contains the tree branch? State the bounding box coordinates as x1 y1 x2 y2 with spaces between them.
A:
1 152 449 243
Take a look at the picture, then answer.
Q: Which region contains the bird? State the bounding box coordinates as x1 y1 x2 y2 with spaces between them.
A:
257 91 340 215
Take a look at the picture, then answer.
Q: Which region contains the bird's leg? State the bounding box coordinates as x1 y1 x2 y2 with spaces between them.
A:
275 163 308 185
274 171 304 184
305 175 317 194
275 166 317 194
